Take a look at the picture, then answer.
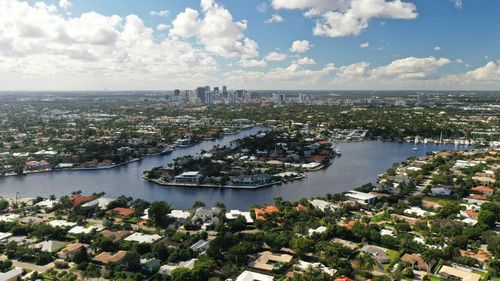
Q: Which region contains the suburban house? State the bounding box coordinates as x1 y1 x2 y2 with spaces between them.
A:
360 245 390 263
248 251 293 272
158 258 197 276
438 265 481 281
174 171 203 184
93 251 128 265
345 191 377 205
0 268 23 281
235 270 274 281
401 253 428 271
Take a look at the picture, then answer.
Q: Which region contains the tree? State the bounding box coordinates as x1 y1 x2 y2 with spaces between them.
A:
123 251 141 271
72 247 89 264
171 268 193 281
82 263 101 280
192 201 206 209
192 257 216 281
290 237 314 257
478 210 496 228
148 201 171 226
289 267 332 281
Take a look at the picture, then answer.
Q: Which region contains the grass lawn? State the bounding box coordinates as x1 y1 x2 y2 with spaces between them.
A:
423 196 458 205
386 249 402 263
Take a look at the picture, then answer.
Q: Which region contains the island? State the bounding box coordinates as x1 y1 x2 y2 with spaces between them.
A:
143 127 338 189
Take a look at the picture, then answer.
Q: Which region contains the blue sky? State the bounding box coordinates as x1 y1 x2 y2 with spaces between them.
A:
1 0 500 90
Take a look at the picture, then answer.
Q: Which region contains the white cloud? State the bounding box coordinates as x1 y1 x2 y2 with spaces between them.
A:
434 46 441 51
294 57 316 65
156 24 170 31
360 42 370 48
290 40 311 53
265 14 284 24
273 0 417 38
58 0 72 10
265 51 287 61
336 61 370 79
453 0 463 9
239 59 267 68
150 10 170 17
0 0 219 90
170 0 259 58
371 56 450 80
465 61 500 81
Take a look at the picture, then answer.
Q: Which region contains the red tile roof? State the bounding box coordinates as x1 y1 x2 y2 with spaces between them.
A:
108 207 135 218
470 186 495 194
335 275 355 281
254 205 279 220
71 195 97 207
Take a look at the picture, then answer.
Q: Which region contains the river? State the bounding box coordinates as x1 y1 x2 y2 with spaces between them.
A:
0 126 468 209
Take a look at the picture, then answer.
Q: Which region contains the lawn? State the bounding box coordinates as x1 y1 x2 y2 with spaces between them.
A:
423 196 458 205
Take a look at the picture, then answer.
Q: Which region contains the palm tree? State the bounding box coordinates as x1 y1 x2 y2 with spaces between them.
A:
421 250 438 276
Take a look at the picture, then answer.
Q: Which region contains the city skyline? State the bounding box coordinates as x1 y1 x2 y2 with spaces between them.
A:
1 0 500 91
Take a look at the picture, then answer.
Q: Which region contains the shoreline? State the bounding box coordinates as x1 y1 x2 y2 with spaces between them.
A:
143 174 306 189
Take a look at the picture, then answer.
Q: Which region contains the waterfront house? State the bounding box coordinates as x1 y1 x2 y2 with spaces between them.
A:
107 207 135 218
81 197 113 209
309 199 335 212
225 210 254 223
174 171 203 184
167 210 191 222
229 174 271 186
345 191 377 205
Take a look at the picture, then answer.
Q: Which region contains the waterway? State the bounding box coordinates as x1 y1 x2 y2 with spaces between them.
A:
0 127 468 209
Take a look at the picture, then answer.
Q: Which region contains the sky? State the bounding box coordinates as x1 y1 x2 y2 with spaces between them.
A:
0 0 500 91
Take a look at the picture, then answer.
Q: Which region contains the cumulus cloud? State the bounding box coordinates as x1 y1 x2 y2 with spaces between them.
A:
265 51 287 61
59 0 72 10
371 57 450 80
290 40 311 53
265 14 284 24
170 0 259 58
273 0 417 37
465 61 500 81
294 57 316 65
360 42 370 48
434 46 441 51
150 10 170 17
156 24 170 31
239 59 267 68
0 0 218 90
